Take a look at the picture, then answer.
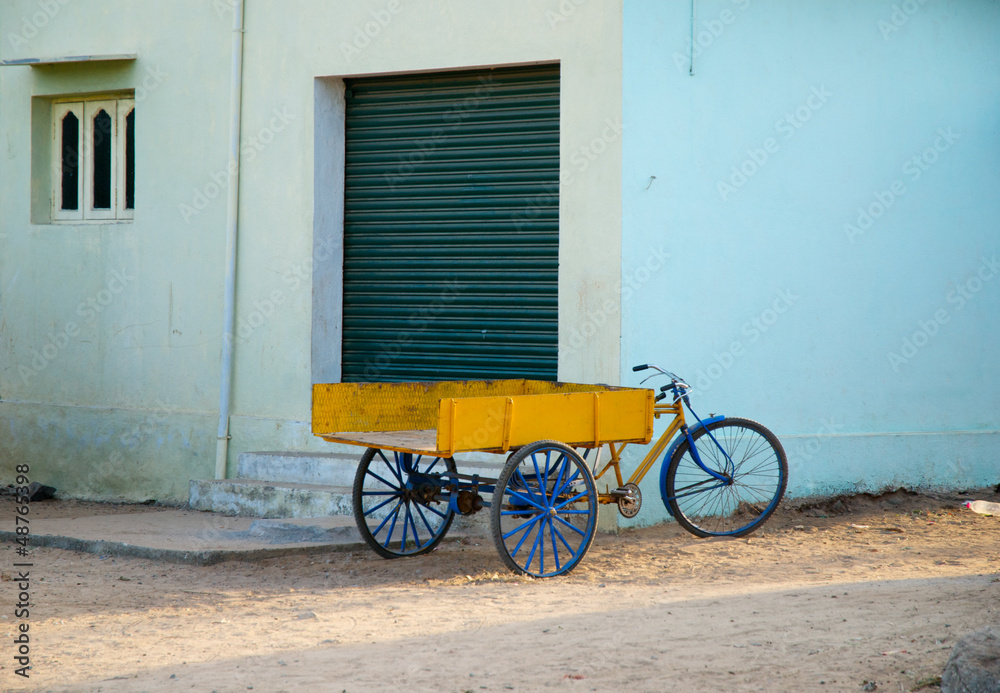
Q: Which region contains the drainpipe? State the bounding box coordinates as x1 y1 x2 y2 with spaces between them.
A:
215 0 246 480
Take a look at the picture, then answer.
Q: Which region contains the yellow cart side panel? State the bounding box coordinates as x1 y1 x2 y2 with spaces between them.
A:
436 388 653 456
313 380 524 434
312 379 628 436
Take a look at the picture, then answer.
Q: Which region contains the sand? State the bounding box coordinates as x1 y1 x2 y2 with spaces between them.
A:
2 488 999 692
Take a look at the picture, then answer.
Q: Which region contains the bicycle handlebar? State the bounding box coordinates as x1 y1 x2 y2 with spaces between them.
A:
634 363 691 393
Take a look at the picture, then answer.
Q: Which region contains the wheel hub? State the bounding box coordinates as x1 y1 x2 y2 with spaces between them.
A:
456 490 485 515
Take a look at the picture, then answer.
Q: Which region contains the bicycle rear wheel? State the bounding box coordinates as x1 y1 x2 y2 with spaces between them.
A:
664 417 787 537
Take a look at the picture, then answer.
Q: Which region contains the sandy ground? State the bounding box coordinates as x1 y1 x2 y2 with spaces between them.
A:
2 488 999 693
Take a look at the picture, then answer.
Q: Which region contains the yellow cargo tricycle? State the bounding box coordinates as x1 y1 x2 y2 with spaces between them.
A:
312 366 787 578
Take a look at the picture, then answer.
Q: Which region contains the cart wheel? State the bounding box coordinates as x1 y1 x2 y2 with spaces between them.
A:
352 448 456 559
491 440 597 578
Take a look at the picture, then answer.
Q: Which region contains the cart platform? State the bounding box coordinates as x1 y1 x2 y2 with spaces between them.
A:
312 379 653 457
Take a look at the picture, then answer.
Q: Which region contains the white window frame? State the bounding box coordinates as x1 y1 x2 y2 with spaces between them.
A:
52 101 83 222
116 98 135 221
51 96 134 223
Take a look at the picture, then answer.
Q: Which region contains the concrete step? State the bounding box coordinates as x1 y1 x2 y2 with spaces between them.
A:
187 476 494 531
236 451 359 486
236 450 506 486
188 478 354 519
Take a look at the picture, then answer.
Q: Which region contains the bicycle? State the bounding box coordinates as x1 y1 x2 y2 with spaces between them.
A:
586 364 788 537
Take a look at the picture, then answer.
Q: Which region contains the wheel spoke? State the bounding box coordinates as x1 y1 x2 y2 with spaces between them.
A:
405 503 423 549
364 469 400 491
552 489 588 511
399 501 411 549
376 449 402 484
548 520 562 573
551 464 582 499
506 488 546 512
362 494 400 517
508 514 543 556
378 503 402 548
503 512 542 542
551 521 575 553
550 456 569 502
553 513 587 536
414 502 436 536
531 453 547 508
423 456 442 474
513 468 542 506
525 520 545 573
421 502 448 519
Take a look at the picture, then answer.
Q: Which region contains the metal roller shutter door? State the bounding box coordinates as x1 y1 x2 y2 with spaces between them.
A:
342 64 559 382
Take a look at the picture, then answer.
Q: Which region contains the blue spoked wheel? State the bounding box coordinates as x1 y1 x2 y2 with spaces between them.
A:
490 440 598 578
664 417 788 537
352 448 456 558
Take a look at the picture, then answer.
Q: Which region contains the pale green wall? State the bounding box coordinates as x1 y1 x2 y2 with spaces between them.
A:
1 1 232 500
0 0 623 501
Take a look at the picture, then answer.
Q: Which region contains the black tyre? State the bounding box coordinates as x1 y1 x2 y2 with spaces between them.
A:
664 417 787 537
490 440 598 577
352 448 456 558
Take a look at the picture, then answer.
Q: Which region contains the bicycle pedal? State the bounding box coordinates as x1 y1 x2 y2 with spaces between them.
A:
608 487 632 499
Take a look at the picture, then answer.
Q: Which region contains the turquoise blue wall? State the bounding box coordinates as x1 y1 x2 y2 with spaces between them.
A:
621 0 1000 523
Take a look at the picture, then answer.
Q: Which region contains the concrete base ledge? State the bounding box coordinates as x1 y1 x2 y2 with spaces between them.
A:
237 451 360 485
0 511 368 566
0 530 355 566
188 478 354 519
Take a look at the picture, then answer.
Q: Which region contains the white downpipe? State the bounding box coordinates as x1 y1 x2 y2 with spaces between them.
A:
215 0 246 480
